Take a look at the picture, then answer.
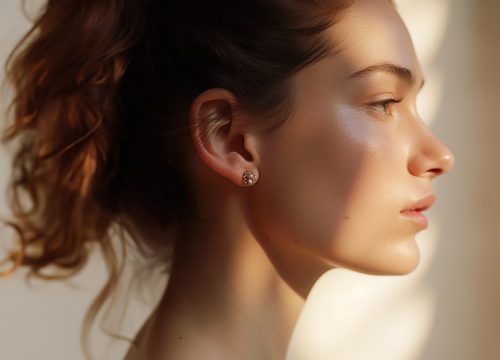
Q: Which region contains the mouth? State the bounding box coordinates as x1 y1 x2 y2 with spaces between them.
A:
400 193 436 229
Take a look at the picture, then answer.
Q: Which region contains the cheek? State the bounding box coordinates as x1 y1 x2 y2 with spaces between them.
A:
247 107 371 254
324 162 419 273
246 107 417 273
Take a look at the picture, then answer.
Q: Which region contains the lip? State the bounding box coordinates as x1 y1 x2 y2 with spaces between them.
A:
400 193 436 229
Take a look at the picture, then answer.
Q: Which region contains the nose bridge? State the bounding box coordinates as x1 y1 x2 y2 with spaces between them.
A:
407 118 455 178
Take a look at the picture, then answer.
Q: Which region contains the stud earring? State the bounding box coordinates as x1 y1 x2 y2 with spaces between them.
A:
241 170 258 186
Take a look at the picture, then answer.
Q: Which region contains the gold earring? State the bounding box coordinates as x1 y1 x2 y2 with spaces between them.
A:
241 170 258 186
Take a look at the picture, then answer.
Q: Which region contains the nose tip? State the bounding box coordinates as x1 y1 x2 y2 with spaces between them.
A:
408 127 455 179
440 150 455 173
425 149 454 178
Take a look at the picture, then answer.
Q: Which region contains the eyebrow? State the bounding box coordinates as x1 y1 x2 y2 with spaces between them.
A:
348 63 425 89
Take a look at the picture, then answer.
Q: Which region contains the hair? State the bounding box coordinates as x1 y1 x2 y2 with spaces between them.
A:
1 0 353 357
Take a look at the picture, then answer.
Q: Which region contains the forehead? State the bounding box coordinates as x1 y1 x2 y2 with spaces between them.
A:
330 0 421 78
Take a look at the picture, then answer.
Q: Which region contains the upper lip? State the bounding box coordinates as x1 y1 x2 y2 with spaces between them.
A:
401 193 436 213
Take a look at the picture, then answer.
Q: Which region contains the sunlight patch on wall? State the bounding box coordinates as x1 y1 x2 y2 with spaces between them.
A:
417 68 443 126
397 0 450 65
288 225 440 360
397 0 450 127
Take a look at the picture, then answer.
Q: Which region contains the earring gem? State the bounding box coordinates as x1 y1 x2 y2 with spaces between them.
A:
241 170 258 186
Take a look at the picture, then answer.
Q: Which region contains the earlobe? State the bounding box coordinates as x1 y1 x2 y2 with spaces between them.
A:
189 88 260 187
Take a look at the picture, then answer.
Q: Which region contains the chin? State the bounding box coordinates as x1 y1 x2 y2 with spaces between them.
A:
353 260 420 276
339 242 421 276
372 243 421 275
386 258 420 275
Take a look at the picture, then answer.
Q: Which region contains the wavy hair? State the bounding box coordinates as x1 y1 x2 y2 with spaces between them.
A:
1 0 352 357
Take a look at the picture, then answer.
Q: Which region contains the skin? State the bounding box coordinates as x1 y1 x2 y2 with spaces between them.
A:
126 0 454 359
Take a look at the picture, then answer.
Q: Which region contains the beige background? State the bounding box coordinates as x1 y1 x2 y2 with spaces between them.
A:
1 0 499 359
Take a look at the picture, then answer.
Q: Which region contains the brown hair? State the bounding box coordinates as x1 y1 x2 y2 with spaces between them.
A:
1 0 352 357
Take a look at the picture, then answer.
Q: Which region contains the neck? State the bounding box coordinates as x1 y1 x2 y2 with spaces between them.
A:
134 198 305 360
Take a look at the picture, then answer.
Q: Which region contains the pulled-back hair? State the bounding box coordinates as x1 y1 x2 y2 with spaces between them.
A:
1 0 352 356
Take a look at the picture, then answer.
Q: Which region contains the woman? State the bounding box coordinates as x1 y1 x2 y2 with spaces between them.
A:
1 0 454 359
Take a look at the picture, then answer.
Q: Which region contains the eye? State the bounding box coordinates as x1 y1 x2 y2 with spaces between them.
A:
368 98 403 116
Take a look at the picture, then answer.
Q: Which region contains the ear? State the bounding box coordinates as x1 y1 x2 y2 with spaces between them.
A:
189 88 260 187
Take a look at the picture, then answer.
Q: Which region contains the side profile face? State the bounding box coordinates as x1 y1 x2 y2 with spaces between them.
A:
245 0 454 281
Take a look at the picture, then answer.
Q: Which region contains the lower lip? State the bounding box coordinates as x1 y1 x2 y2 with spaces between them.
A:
400 210 429 229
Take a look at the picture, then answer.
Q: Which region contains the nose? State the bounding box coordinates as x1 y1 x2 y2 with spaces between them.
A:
407 124 455 179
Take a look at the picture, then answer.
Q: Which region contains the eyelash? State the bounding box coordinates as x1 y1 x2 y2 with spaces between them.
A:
368 98 403 116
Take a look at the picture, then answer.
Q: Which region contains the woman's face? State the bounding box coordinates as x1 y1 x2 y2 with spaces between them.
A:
246 0 454 286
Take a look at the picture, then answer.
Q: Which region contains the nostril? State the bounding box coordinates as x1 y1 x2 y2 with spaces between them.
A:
428 167 444 178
